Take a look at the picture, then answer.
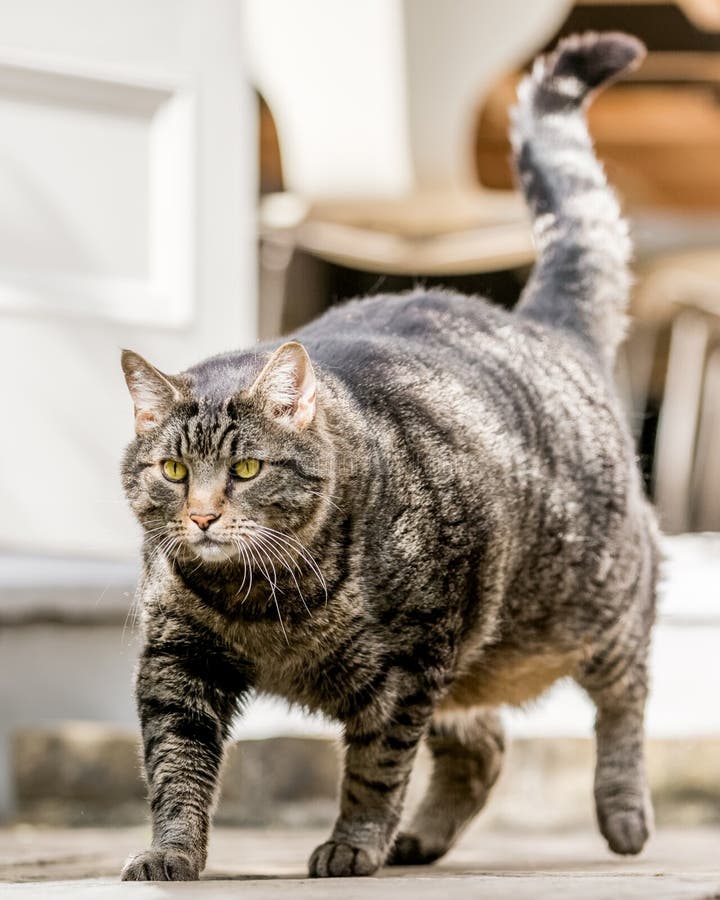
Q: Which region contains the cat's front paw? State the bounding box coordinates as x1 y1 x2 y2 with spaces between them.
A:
121 849 199 881
308 840 380 877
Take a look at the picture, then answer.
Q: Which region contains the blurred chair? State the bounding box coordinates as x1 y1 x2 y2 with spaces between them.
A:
242 0 571 337
633 252 720 532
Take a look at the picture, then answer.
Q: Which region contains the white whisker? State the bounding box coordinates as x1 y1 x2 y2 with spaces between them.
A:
235 539 253 601
253 531 313 619
303 487 343 513
240 541 258 605
256 525 328 598
252 543 289 646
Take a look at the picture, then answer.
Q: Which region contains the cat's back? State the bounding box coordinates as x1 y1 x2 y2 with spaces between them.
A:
299 289 644 547
295 288 613 438
297 288 506 365
295 288 544 401
190 288 531 410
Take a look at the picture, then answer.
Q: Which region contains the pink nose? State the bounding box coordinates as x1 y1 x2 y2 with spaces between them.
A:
189 512 219 531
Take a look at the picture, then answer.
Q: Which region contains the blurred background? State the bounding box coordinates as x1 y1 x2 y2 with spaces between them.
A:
0 0 718 846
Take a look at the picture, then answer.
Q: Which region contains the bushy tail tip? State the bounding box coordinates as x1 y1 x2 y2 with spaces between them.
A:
528 31 646 111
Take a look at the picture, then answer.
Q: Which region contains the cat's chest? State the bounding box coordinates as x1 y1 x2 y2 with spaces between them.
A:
226 615 384 720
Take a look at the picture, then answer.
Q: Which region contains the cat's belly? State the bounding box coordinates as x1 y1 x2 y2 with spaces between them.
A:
439 648 585 710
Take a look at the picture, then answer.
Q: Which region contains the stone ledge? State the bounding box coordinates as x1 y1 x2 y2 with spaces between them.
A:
0 555 137 626
10 724 720 830
12 726 340 828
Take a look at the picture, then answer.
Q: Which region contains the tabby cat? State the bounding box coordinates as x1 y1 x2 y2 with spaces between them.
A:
120 32 657 880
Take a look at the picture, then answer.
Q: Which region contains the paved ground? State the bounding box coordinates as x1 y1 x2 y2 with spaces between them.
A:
0 825 719 898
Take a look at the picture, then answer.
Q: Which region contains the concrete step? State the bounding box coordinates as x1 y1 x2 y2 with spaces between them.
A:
11 724 720 830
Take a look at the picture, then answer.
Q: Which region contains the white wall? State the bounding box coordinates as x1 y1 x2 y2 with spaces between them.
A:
0 0 257 560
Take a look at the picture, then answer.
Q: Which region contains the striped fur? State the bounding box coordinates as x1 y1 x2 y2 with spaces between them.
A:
120 33 657 882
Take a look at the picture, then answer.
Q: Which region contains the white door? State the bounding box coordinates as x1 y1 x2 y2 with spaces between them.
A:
0 0 257 560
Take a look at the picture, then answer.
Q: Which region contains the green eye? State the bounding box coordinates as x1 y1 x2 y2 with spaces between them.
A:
162 459 188 482
231 458 261 480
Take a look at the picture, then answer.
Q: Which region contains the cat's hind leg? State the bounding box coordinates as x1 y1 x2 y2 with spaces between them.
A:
387 707 504 866
578 629 654 855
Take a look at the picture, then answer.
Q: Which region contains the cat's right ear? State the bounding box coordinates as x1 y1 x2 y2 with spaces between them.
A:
121 350 182 434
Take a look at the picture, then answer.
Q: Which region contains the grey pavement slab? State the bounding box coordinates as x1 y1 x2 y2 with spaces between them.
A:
0 825 719 898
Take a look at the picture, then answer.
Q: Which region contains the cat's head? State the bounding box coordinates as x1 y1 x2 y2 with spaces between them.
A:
120 341 333 568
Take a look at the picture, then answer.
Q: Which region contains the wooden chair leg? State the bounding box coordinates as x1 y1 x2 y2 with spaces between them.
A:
258 236 294 341
620 323 660 443
280 249 331 335
692 345 720 532
654 310 709 534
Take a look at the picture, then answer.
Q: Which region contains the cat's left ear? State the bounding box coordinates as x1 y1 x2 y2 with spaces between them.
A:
121 349 183 434
249 341 316 431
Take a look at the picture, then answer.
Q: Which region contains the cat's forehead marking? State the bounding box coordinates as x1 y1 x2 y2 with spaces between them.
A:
181 405 236 458
173 395 267 464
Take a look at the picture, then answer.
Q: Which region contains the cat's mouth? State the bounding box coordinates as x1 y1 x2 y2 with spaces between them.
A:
190 533 236 561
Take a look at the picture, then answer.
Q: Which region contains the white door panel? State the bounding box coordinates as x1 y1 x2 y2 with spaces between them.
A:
0 0 257 558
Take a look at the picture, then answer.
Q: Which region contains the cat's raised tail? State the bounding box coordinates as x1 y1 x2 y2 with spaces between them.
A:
511 32 646 369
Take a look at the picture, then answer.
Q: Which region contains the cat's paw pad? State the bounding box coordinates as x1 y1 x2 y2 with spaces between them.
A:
387 832 446 866
602 809 650 856
120 849 199 881
308 840 379 877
